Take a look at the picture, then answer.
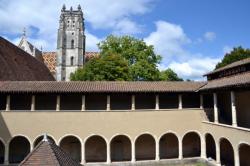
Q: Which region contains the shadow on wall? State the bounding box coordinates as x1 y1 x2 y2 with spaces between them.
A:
0 113 11 142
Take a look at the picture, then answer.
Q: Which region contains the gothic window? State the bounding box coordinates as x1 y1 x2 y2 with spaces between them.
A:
71 40 74 48
70 56 74 66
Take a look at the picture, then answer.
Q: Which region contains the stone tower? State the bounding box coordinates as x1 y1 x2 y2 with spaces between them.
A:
56 4 85 81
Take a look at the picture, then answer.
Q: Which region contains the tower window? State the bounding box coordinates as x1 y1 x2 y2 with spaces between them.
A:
70 56 74 66
71 40 74 48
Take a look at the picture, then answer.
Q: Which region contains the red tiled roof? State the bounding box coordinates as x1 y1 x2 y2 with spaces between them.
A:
0 81 205 93
0 37 55 81
20 139 81 166
42 51 99 74
200 71 250 91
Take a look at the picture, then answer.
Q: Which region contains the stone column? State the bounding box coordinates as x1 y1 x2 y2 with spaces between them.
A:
201 137 206 159
213 93 219 123
81 143 85 165
200 94 203 109
178 138 183 159
178 94 182 109
155 94 159 110
31 95 35 111
4 143 9 165
56 95 60 111
131 95 135 111
216 142 220 165
5 95 10 111
106 142 111 164
131 141 136 162
155 139 160 161
81 95 85 111
234 146 240 166
231 91 237 127
107 95 110 111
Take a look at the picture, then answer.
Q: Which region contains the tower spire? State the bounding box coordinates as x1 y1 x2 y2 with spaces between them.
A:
62 4 66 11
22 27 26 38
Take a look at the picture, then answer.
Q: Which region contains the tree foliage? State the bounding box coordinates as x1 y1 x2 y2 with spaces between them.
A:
160 68 183 81
216 46 250 69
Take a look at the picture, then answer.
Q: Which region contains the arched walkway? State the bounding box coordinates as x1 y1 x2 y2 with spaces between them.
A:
9 136 30 164
33 135 56 148
59 136 81 162
85 135 107 162
159 133 179 159
239 143 250 166
205 133 216 160
182 132 201 158
220 138 234 166
111 135 131 162
0 140 4 164
135 134 155 161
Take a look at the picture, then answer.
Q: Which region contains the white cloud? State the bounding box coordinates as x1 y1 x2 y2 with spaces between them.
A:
204 32 216 41
85 31 102 51
223 46 233 54
113 18 142 35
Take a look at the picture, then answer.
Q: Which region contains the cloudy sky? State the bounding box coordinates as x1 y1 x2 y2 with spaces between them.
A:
1 0 250 80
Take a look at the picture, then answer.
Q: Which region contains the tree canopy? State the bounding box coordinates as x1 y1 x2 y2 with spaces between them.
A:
215 46 250 69
160 68 183 81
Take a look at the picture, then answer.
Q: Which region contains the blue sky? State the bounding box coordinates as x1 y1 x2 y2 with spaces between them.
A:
0 0 249 80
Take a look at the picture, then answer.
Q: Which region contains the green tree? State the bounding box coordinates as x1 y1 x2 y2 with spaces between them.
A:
216 46 250 69
98 35 162 81
70 54 131 81
160 68 183 81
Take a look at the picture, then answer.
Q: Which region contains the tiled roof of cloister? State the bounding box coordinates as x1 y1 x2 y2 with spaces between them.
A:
0 81 205 93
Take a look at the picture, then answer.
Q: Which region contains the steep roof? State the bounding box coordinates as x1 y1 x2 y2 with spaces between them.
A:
0 81 205 93
204 57 250 76
20 139 81 166
42 51 99 74
0 37 55 81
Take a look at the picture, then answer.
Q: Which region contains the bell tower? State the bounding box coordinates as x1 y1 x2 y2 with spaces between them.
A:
56 4 85 81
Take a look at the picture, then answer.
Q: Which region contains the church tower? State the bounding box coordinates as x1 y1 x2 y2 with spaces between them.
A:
56 4 85 81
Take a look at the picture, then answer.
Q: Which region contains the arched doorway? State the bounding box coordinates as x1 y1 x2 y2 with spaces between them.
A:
239 143 250 166
33 135 56 148
220 138 234 166
85 135 107 162
182 132 201 158
111 135 131 162
135 134 155 161
205 133 216 160
159 133 179 159
0 139 4 164
59 136 81 162
9 136 30 164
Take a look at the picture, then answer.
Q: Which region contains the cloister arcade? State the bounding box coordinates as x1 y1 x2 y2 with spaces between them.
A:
0 132 249 165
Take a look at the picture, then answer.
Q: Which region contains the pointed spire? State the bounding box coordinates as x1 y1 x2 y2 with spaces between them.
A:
62 4 66 11
70 6 73 12
78 4 81 11
42 133 48 142
22 27 26 38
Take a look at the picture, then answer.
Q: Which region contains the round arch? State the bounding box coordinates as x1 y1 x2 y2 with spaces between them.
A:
238 142 250 166
59 135 82 162
9 135 31 164
135 133 156 161
205 133 216 160
159 132 179 159
0 138 5 164
85 135 107 163
219 137 234 166
110 134 132 162
182 131 201 158
33 134 56 148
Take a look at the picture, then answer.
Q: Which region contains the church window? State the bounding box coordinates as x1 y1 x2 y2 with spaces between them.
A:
70 56 74 66
72 32 74 35
71 40 74 48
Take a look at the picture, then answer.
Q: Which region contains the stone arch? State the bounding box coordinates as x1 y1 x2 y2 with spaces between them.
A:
238 142 250 166
159 132 179 159
219 137 234 166
110 134 132 162
33 134 56 148
9 135 31 164
0 138 5 164
59 135 82 162
182 131 201 158
205 133 216 160
85 135 107 162
135 133 156 161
